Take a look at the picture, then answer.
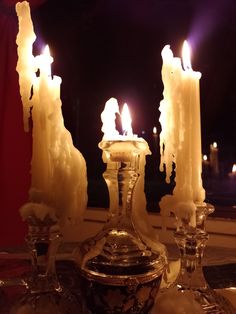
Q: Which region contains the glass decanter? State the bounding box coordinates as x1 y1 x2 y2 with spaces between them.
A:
10 210 81 314
76 139 166 314
162 202 235 314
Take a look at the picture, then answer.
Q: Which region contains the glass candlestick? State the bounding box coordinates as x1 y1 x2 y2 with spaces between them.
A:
171 202 234 313
76 139 166 314
10 210 81 314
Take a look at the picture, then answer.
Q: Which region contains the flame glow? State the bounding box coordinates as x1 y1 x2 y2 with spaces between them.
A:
203 155 208 161
153 126 157 135
35 45 53 77
182 40 192 71
43 45 50 57
213 142 217 148
232 164 236 173
121 103 133 136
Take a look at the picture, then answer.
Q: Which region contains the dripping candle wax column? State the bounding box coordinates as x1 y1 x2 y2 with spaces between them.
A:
16 1 87 225
159 41 205 227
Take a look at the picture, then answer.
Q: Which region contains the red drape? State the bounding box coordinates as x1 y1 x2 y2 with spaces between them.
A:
2 0 45 8
0 1 45 246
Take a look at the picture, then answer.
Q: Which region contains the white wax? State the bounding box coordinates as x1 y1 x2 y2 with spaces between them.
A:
159 45 205 227
20 202 57 222
15 1 36 132
16 1 87 225
101 97 120 140
132 144 166 254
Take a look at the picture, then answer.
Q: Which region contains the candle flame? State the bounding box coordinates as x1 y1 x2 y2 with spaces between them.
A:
182 40 192 71
42 45 53 64
43 44 50 56
232 164 236 173
121 103 133 136
153 126 157 135
35 44 53 77
213 142 217 148
203 155 208 161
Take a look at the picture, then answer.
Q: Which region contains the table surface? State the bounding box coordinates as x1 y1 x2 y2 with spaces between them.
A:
0 242 235 313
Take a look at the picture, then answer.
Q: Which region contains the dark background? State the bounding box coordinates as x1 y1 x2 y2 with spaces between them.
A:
31 0 236 212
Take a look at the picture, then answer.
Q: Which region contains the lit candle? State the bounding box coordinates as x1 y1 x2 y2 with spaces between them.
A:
159 41 205 227
100 98 149 163
100 98 161 247
202 154 210 176
209 142 219 176
34 45 53 78
202 154 209 166
152 126 158 155
228 164 236 179
16 1 87 225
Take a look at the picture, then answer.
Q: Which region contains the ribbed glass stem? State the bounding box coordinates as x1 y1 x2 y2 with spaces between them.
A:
174 229 209 290
172 203 230 313
103 158 139 231
10 214 81 314
25 216 62 294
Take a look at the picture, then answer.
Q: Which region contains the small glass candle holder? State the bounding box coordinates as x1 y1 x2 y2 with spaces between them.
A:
158 202 235 314
10 209 81 314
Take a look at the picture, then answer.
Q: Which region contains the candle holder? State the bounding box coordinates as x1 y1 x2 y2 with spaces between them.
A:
10 207 81 314
76 140 166 314
167 202 234 313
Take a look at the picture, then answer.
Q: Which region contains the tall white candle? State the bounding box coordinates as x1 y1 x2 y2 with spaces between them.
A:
159 42 205 227
16 1 87 225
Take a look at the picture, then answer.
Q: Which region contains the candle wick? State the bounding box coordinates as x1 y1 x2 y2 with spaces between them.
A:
182 62 192 71
123 130 128 136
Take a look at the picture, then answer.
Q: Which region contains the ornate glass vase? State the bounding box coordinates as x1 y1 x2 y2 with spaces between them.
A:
168 202 234 313
76 139 166 314
10 209 81 314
